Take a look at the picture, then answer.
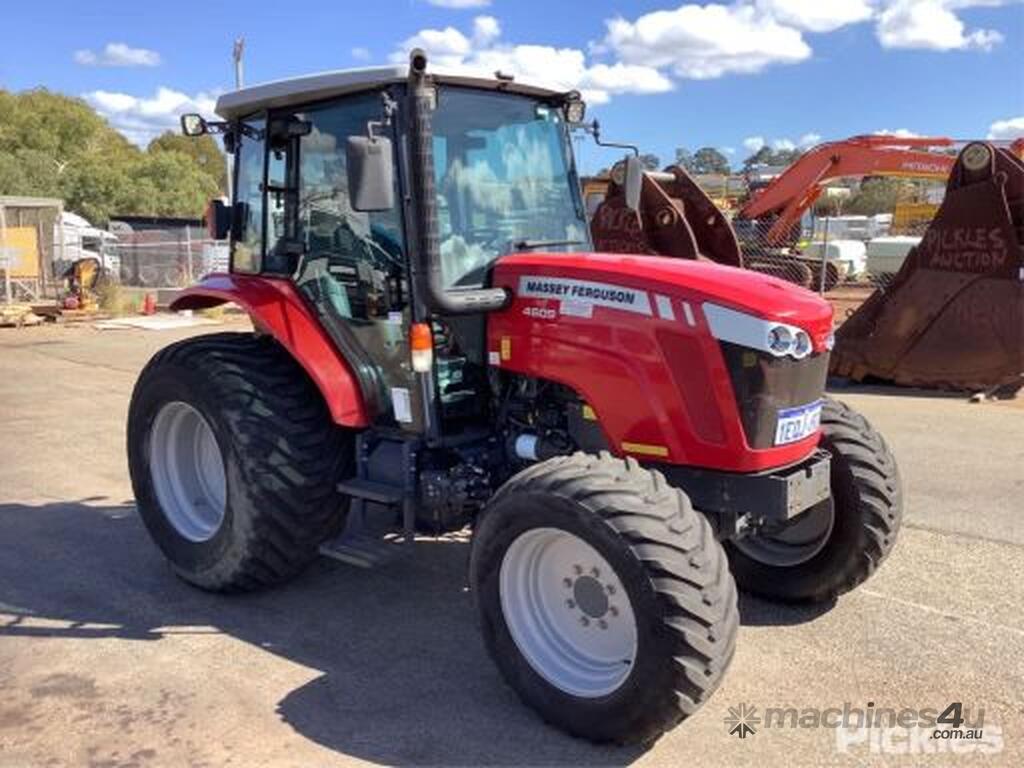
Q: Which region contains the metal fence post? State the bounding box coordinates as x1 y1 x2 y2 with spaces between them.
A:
0 203 10 305
818 214 830 295
185 225 194 284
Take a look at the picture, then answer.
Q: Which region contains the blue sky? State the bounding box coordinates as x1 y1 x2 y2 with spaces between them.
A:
2 0 1022 172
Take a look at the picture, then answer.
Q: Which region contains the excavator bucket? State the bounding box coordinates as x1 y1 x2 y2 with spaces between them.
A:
589 166 743 266
830 142 1024 391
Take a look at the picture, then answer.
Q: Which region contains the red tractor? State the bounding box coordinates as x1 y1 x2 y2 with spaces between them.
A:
127 52 902 745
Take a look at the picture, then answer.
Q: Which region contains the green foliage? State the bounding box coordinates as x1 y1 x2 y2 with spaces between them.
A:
845 177 903 215
742 145 802 171
148 131 228 193
674 147 696 172
638 153 661 171
96 280 142 315
692 147 731 175
0 88 225 224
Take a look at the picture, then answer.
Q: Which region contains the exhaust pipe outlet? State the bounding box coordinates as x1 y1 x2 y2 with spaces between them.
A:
406 49 510 315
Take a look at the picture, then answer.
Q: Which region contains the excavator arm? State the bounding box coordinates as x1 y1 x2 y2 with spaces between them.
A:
739 135 957 245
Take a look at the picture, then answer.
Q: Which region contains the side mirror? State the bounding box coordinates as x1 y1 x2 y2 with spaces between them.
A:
181 113 208 137
624 155 643 212
346 135 395 212
205 198 231 240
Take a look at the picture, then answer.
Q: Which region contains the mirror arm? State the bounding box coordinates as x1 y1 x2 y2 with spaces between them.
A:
586 119 639 156
363 91 398 143
194 119 231 136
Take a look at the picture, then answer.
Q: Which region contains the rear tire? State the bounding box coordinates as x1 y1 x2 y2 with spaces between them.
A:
727 397 902 602
127 332 353 591
471 452 738 745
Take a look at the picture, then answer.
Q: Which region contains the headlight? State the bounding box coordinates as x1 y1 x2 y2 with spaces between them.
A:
767 326 794 355
792 329 812 359
703 303 816 360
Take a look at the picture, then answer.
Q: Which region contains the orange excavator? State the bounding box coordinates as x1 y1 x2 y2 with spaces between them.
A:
736 135 957 245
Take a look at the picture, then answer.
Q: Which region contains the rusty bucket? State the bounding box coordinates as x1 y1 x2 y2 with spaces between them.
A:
830 142 1024 391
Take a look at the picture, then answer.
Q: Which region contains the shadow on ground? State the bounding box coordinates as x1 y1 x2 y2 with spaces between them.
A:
0 500 833 766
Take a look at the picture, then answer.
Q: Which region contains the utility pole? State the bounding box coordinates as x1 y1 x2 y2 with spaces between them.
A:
225 38 246 208
233 38 245 90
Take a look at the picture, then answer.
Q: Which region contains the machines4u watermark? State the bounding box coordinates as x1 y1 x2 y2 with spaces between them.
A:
724 701 1003 755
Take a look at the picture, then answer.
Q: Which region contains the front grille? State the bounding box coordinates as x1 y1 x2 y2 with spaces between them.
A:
719 342 829 449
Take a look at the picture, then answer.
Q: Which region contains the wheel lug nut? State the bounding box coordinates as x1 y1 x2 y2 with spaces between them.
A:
566 599 575 609
591 566 600 578
579 616 589 627
598 619 608 629
562 578 572 588
606 584 616 595
573 564 583 575
609 606 619 617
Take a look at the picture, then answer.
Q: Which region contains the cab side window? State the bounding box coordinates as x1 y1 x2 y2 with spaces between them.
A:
293 94 406 322
231 117 266 273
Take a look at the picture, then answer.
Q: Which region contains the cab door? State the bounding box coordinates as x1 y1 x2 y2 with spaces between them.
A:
260 92 425 431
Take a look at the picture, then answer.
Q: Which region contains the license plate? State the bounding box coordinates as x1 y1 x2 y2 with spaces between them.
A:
774 400 822 445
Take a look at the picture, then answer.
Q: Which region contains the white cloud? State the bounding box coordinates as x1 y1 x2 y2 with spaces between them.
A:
758 0 874 33
73 42 161 68
351 46 371 61
988 116 1024 140
473 15 501 45
743 133 820 154
392 16 672 105
83 87 218 146
876 0 1006 51
580 63 673 96
874 128 923 138
391 2 1015 114
427 0 491 7
721 146 736 155
397 25 474 67
601 4 812 80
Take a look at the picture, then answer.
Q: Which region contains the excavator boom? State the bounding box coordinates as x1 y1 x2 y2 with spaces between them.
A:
739 135 957 245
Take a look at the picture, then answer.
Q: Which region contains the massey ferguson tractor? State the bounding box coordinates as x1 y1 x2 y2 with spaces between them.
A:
127 52 903 745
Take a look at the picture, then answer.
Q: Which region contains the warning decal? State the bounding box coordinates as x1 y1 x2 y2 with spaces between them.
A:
517 276 652 316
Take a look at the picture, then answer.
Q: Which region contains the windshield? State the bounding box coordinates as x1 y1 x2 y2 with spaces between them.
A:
431 88 590 287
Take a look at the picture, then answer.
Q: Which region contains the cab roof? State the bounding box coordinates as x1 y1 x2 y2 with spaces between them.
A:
215 64 569 120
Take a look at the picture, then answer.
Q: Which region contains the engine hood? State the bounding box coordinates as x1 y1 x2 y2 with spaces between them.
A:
494 251 833 342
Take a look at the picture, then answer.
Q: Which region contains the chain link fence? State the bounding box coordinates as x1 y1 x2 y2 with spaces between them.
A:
106 218 228 289
731 195 941 322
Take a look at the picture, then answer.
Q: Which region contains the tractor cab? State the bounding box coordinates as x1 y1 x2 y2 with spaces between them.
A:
183 52 590 438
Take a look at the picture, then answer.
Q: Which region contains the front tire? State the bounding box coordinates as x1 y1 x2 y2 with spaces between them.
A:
727 397 902 603
127 332 353 591
471 453 738 745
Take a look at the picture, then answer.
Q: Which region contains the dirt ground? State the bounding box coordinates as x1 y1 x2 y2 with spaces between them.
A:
1 319 1022 767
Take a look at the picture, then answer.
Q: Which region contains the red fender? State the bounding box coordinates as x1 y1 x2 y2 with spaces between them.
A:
170 273 370 427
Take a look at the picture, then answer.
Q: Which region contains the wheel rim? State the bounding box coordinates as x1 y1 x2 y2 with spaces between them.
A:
499 527 638 698
149 401 227 543
732 500 835 566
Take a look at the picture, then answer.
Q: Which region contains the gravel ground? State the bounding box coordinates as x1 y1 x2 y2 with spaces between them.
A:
1 320 1021 767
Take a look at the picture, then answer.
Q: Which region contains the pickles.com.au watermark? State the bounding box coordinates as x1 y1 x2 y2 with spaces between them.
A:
724 701 1004 755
